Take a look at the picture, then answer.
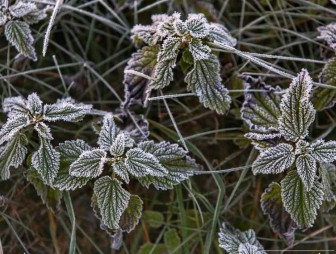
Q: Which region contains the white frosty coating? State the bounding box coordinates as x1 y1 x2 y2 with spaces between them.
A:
27 92 43 115
57 139 92 162
186 13 209 38
112 160 130 184
125 148 168 177
110 133 126 157
9 2 37 18
252 143 295 175
188 38 211 60
0 133 28 180
52 167 90 191
98 114 119 150
278 69 315 141
32 137 60 185
281 171 323 229
4 20 36 60
238 243 260 254
185 54 231 114
34 122 52 140
69 149 107 178
317 22 336 50
208 23 237 47
245 132 282 141
157 37 180 62
296 154 317 192
310 140 336 163
151 58 176 89
0 115 29 145
218 222 266 253
93 176 130 230
0 11 8 26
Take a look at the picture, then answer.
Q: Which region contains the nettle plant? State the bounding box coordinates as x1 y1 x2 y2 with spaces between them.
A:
241 69 336 245
0 0 49 60
0 93 91 182
123 12 237 114
53 113 198 246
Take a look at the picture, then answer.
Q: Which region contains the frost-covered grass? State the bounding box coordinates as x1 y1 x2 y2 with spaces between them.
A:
1 0 336 253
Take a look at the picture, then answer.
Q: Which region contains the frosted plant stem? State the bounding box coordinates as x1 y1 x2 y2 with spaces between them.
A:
43 0 64 56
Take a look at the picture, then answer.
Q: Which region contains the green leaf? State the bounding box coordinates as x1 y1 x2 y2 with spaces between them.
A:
123 45 159 107
260 182 297 247
43 101 91 122
26 168 62 213
9 2 37 18
279 69 315 141
110 133 126 156
312 57 336 110
97 114 119 150
281 171 324 228
158 37 180 62
137 141 196 190
32 137 60 185
3 96 28 118
119 195 143 233
164 229 181 254
320 163 336 212
186 13 209 38
208 23 237 47
69 149 106 178
137 243 167 254
23 7 48 25
218 223 266 254
241 75 282 132
143 210 164 228
296 154 317 191
238 243 261 254
93 176 130 230
4 20 36 60
185 54 231 114
57 139 92 163
27 93 42 115
188 38 211 60
125 148 168 177
151 59 176 89
310 140 336 163
0 133 28 180
252 143 295 175
0 115 29 145
34 122 52 140
112 160 130 184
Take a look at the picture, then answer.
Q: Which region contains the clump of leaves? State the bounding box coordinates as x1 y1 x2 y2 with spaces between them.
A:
0 93 92 182
123 12 236 114
218 222 266 254
53 114 199 247
241 69 336 244
0 0 49 60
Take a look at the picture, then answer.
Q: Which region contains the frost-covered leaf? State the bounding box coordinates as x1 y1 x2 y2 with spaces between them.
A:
252 143 295 175
125 148 168 177
296 154 317 191
110 133 126 157
313 57 336 110
9 2 37 18
261 182 297 247
52 163 90 191
4 20 36 60
188 38 211 60
27 93 42 115
3 96 28 118
43 101 91 122
281 171 324 228
112 160 130 184
158 37 180 62
119 194 143 233
34 122 52 140
238 243 261 254
174 20 188 35
69 149 106 178
318 23 336 50
186 13 209 38
156 13 180 38
218 223 266 254
23 7 48 25
137 141 197 190
185 54 231 114
0 11 7 26
32 137 60 185
57 139 92 163
131 25 159 46
241 75 282 132
98 114 119 150
208 23 237 47
151 59 176 89
245 132 283 151
320 163 336 211
0 133 28 180
26 168 62 213
0 115 29 145
123 45 159 107
310 140 336 163
93 176 130 230
279 69 315 141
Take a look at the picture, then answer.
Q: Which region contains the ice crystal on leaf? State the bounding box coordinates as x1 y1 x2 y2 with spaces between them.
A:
0 1 49 60
124 12 236 114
